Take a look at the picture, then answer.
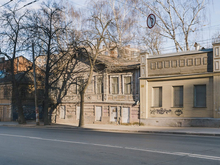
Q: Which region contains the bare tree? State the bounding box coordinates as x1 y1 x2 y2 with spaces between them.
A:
77 12 112 127
136 0 206 52
139 26 163 55
0 2 30 124
28 0 77 125
88 0 138 57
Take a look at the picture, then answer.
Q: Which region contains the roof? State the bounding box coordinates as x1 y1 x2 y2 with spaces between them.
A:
147 48 213 59
96 55 140 72
0 72 43 84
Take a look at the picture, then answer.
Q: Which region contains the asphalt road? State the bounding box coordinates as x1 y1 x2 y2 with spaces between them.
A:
0 126 220 165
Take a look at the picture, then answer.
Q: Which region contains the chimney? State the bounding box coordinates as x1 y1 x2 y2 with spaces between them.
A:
194 42 200 50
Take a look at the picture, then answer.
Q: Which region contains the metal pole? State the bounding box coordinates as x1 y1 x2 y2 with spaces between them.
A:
32 42 39 125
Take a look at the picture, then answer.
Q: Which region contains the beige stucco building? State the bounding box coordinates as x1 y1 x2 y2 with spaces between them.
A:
140 42 220 127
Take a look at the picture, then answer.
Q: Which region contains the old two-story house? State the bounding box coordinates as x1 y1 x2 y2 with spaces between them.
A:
0 56 44 121
51 55 140 125
140 41 220 127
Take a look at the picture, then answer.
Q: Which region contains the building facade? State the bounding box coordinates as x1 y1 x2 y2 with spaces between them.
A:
52 55 140 125
0 56 44 121
139 43 220 127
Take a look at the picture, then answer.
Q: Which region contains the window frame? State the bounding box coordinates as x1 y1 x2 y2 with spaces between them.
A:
110 76 119 94
60 105 66 119
215 47 219 57
194 84 206 108
95 75 103 94
172 86 183 108
122 75 132 95
152 87 162 107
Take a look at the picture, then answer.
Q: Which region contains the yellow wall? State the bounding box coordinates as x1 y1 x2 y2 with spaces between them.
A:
145 77 213 118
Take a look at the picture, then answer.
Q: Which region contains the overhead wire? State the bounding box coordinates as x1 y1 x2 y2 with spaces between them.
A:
0 0 13 8
15 0 39 11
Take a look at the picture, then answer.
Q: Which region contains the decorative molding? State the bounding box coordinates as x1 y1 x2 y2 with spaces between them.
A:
187 59 193 66
157 61 163 69
214 59 220 71
179 59 185 67
195 58 201 66
164 60 170 68
171 60 177 68
203 57 207 65
151 62 156 70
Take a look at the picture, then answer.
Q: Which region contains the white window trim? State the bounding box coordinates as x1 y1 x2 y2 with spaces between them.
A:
60 105 66 119
95 105 102 121
215 47 219 57
95 75 103 94
122 75 132 95
109 75 120 94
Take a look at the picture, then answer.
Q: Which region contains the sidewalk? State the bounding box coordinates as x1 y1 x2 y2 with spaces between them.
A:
1 121 220 136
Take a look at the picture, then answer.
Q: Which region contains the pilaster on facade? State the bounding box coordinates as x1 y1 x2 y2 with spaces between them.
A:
212 42 220 118
213 42 220 72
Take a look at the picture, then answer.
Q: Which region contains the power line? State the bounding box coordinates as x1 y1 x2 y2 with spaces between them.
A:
15 0 39 11
0 0 13 8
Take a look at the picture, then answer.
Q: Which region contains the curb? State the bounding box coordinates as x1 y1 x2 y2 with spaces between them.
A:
1 124 220 136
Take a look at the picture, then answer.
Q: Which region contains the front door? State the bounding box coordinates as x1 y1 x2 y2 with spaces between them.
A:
122 107 130 123
110 107 117 122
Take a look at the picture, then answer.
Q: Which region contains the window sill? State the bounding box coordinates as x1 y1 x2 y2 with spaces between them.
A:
193 107 207 108
151 106 162 108
171 107 183 108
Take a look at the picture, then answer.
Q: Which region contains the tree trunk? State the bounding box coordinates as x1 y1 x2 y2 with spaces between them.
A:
43 89 50 125
11 57 26 124
78 91 85 127
43 72 50 125
13 83 26 124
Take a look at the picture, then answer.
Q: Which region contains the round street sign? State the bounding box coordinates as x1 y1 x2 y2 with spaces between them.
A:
147 14 156 29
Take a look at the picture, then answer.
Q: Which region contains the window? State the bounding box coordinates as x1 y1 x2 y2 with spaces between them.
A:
215 47 219 57
173 86 183 107
96 76 102 94
60 105 66 119
111 77 119 94
194 85 206 107
124 76 131 94
153 87 162 107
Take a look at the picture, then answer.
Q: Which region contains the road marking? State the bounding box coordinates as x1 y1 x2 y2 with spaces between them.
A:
0 133 220 161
